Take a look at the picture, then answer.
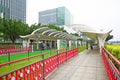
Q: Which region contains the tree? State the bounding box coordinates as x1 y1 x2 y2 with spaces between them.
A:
29 23 42 34
28 24 67 34
105 34 113 41
71 33 79 36
47 24 67 32
0 18 8 40
0 18 29 43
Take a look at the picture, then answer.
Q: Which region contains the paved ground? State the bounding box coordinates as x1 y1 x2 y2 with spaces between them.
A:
46 48 108 80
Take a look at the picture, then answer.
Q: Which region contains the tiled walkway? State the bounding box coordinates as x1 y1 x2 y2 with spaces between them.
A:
46 48 108 80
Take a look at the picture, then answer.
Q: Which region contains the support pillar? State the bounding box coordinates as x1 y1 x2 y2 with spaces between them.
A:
98 33 109 54
22 39 30 48
69 40 71 49
36 41 39 50
75 40 77 48
57 40 60 50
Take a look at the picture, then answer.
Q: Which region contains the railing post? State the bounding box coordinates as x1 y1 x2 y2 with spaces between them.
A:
102 47 120 80
57 50 59 67
28 49 30 61
72 48 74 57
42 54 45 80
66 48 67 62
50 48 52 56
8 49 10 66
0 77 2 80
16 70 19 80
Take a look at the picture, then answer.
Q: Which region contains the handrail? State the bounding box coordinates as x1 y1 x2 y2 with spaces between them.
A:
0 48 70 67
0 47 31 56
102 47 120 80
0 53 43 67
103 47 120 66
0 48 78 80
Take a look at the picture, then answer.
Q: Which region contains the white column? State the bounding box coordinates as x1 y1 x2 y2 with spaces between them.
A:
27 39 30 48
22 39 29 48
37 42 39 50
31 44 33 52
69 40 71 48
75 40 77 48
22 39 26 48
57 39 60 50
98 33 109 54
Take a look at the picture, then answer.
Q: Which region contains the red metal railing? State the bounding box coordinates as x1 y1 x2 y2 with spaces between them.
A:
102 47 120 80
0 48 78 80
0 46 31 56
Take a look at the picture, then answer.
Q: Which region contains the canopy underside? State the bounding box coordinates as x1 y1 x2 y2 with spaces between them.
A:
20 27 80 40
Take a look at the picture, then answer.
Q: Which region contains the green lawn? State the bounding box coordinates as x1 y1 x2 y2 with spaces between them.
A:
0 49 56 63
78 46 86 53
0 47 86 75
0 49 57 75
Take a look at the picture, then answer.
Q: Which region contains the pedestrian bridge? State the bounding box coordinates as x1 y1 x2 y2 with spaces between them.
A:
0 25 119 80
46 47 108 80
0 47 119 80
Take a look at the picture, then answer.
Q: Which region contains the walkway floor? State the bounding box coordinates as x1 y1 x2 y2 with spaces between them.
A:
46 48 108 80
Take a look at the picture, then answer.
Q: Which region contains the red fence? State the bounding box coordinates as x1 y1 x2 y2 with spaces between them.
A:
102 48 120 80
0 48 78 80
0 46 31 56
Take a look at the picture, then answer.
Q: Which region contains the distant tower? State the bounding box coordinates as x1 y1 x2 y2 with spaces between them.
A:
0 0 26 23
39 7 73 26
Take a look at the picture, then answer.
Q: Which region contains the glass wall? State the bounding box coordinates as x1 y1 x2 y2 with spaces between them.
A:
0 0 10 19
39 6 72 26
56 7 65 26
39 9 57 25
0 0 26 23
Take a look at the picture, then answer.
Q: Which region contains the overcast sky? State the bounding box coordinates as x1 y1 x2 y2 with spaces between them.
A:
27 0 120 41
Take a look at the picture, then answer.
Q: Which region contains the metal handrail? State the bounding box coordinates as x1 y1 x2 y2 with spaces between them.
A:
102 47 120 80
0 48 78 80
103 47 120 66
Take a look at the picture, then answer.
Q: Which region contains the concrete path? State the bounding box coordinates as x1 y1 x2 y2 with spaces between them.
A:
46 48 108 80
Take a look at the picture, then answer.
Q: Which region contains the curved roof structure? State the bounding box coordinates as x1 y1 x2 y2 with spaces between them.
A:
69 24 112 39
69 24 112 53
20 27 80 40
69 24 96 33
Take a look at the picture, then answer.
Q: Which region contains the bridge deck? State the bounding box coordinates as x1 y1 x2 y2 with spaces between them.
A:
46 48 108 80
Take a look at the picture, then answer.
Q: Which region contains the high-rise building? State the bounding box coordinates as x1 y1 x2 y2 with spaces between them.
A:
39 7 73 26
0 0 26 23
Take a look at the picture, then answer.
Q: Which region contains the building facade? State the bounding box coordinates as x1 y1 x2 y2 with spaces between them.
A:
0 0 26 23
39 7 73 26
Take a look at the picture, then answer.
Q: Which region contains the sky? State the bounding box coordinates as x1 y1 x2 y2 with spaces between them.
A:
27 0 120 41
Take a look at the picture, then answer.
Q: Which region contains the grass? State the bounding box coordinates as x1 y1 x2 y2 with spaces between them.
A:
0 49 57 75
0 49 56 63
0 47 84 75
78 46 86 53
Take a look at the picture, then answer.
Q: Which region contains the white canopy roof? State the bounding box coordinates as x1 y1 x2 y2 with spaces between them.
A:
20 27 80 40
69 24 112 53
69 24 112 39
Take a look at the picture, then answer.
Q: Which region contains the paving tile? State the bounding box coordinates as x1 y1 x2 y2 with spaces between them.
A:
85 69 96 74
46 48 108 80
70 76 82 80
82 73 96 79
96 68 107 75
82 77 96 80
97 74 108 80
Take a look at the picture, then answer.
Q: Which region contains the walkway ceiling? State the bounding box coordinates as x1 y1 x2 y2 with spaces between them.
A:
69 24 112 40
69 24 112 53
20 27 80 40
